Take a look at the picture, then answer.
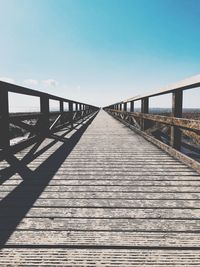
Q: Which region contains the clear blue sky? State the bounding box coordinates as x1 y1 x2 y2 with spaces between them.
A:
0 0 200 111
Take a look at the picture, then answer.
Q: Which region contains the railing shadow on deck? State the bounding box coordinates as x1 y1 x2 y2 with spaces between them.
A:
0 111 98 247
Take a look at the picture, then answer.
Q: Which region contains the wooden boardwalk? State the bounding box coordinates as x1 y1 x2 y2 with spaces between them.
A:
1 110 200 266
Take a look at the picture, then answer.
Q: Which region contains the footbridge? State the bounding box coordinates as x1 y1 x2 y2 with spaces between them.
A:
0 75 200 266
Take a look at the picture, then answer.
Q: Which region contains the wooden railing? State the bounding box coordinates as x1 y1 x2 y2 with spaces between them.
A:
104 75 200 172
0 81 99 152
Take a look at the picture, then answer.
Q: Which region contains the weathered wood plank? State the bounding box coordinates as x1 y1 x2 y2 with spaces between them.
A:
1 185 200 192
2 207 200 218
2 198 200 208
2 191 200 200
2 174 200 181
4 231 200 247
2 179 200 186
1 249 200 266
2 218 200 231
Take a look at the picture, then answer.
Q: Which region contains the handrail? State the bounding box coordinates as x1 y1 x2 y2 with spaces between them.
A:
0 81 99 151
104 74 200 162
110 110 200 133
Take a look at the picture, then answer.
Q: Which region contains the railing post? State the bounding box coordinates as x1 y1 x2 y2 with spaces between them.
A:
60 101 64 112
130 101 134 112
124 103 127 112
141 97 149 131
170 90 183 150
40 95 49 135
0 89 10 148
69 101 73 128
60 101 64 125
119 103 122 111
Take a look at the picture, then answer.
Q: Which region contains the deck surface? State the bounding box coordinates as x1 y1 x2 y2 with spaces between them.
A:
0 110 200 266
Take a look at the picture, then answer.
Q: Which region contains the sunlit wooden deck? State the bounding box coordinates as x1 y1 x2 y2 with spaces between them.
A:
0 110 200 266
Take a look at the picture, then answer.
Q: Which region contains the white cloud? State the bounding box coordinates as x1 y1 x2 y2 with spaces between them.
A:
23 79 38 87
0 77 15 84
0 77 60 91
42 79 59 87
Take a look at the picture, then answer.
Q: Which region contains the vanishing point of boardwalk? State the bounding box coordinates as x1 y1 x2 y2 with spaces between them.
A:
0 110 200 266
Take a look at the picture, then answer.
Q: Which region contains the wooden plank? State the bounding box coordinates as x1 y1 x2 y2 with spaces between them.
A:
1 249 200 266
1 185 200 192
2 217 200 231
3 207 200 218
3 179 200 186
4 231 200 247
2 198 200 208
1 191 200 200
3 175 200 181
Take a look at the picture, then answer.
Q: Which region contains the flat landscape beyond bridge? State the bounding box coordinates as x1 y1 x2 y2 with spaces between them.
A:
1 76 200 266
